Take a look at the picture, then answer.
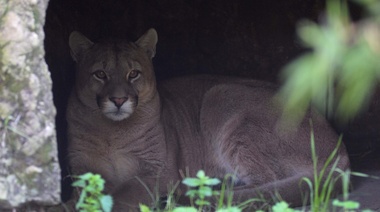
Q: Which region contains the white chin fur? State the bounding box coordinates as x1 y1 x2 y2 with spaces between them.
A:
102 100 134 121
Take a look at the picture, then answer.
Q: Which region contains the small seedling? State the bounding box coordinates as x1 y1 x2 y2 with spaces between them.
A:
72 172 113 212
182 170 221 211
271 201 300 212
332 199 360 211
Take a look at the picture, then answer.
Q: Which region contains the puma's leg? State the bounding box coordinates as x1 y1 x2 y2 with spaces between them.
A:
213 123 314 209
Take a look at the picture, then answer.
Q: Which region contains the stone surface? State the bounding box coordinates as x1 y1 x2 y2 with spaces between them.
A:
0 0 60 209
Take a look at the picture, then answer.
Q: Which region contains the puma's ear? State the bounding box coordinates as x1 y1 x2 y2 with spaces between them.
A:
69 31 94 62
135 28 158 59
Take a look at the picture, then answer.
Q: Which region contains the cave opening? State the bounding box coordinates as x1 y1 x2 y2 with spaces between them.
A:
43 0 380 207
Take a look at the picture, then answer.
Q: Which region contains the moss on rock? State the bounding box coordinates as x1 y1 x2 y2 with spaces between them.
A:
0 0 60 209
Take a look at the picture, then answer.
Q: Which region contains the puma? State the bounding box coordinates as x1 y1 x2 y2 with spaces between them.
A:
67 28 349 211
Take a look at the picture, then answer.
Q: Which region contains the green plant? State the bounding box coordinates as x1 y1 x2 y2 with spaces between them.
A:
333 169 378 212
139 170 256 212
269 201 301 212
297 127 378 212
138 160 373 212
300 127 344 212
278 0 380 123
276 0 380 211
72 172 113 212
333 199 360 211
181 170 221 211
217 173 265 211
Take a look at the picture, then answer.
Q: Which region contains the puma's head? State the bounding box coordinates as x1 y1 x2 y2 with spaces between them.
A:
69 29 158 121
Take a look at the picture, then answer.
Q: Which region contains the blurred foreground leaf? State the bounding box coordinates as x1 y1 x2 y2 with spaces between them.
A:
279 0 380 124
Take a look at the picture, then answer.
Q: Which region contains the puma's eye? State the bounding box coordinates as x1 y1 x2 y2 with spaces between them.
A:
93 70 107 79
128 70 140 80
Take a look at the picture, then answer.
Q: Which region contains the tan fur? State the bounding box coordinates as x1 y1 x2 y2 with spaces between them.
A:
67 29 349 211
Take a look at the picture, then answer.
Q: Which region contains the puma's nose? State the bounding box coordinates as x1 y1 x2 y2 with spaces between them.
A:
109 97 128 108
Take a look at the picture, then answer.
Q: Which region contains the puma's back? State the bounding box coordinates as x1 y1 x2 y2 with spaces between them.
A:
67 28 350 211
158 75 348 184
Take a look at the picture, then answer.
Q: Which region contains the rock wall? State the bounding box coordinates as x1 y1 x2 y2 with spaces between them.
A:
0 0 60 209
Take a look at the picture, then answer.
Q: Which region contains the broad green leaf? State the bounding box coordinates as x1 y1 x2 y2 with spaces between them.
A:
100 195 113 212
72 179 86 188
216 207 242 212
139 204 151 212
79 172 95 180
298 21 325 48
332 199 360 209
212 190 220 196
85 197 98 205
204 178 221 186
272 201 292 212
185 190 197 198
182 178 201 187
84 185 97 193
173 207 197 212
195 199 211 206
198 186 213 197
196 170 206 179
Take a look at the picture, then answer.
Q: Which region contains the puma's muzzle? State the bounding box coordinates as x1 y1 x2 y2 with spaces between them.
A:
109 97 128 108
97 95 138 121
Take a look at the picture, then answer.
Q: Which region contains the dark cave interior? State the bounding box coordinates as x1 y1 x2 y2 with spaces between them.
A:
43 0 380 203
